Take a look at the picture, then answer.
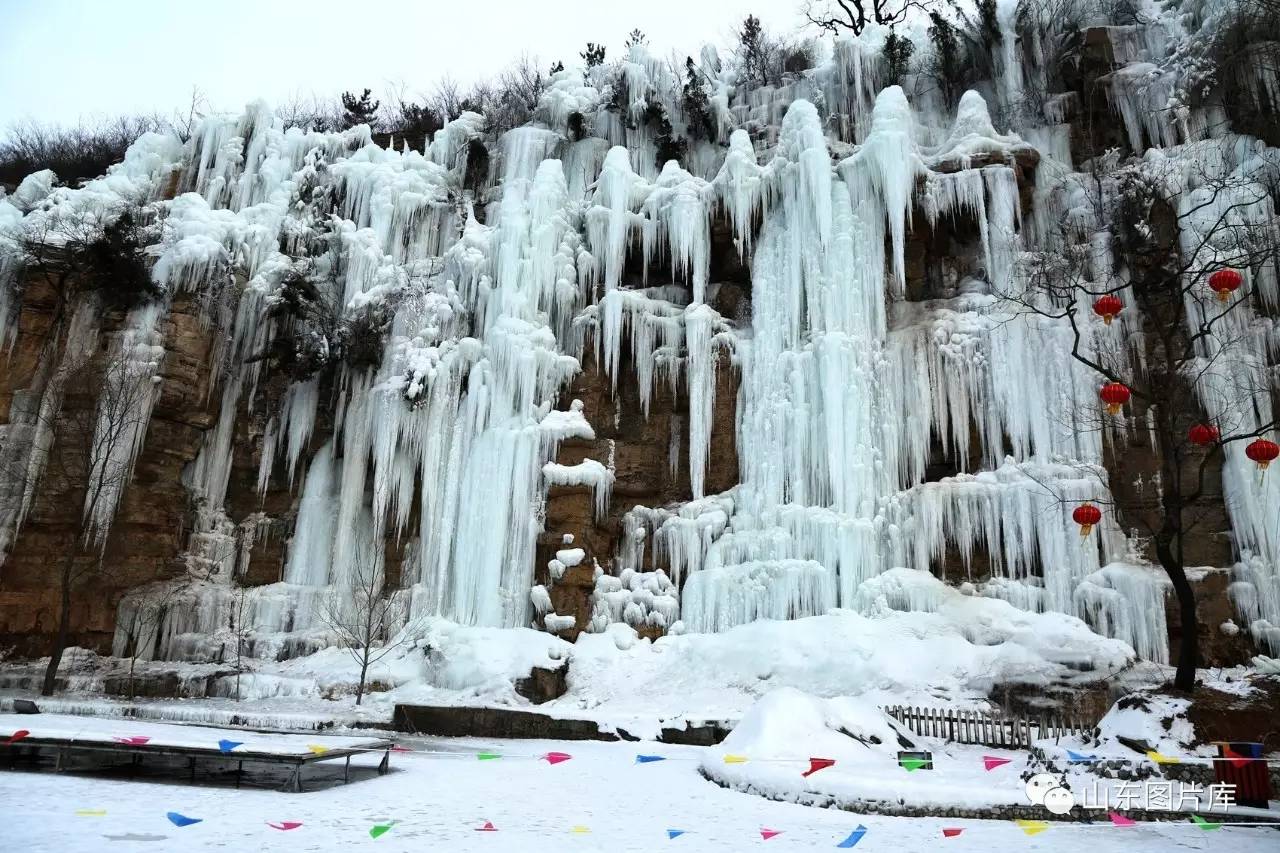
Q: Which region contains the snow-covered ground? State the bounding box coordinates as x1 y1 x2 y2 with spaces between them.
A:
4 727 1277 853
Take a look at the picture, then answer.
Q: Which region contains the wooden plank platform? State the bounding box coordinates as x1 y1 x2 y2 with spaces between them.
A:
1 713 393 792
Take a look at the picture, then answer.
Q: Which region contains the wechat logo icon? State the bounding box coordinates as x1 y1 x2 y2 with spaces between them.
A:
1025 773 1075 815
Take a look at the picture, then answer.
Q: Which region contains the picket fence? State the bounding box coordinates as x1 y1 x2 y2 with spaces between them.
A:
883 705 1096 749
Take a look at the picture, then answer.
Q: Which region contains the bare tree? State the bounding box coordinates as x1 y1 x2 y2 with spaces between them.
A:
115 580 189 699
1001 142 1280 692
318 553 403 705
226 585 252 702
803 0 926 36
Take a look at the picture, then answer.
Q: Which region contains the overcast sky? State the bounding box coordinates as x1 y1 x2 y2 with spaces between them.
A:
1 0 806 128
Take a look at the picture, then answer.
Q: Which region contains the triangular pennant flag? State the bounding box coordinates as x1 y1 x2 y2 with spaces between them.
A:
268 821 303 830
723 754 748 764
166 812 202 828
942 828 963 838
803 757 836 777
475 821 498 832
1146 750 1178 764
761 829 782 840
103 833 167 842
1066 749 1098 763
217 739 242 753
570 825 590 834
391 745 413 753
115 736 151 746
636 754 667 763
75 809 107 817
4 729 30 745
836 825 867 848
1190 815 1221 830
369 821 396 839
666 829 686 839
983 755 1011 771
1222 746 1252 768
1015 819 1049 836
899 757 927 771
306 744 328 755
1108 812 1135 827
476 752 502 761
543 751 572 765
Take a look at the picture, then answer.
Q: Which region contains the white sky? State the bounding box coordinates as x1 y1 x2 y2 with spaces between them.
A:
0 0 806 127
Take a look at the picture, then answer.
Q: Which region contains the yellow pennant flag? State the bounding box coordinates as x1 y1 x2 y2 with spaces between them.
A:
306 744 329 755
570 826 591 834
1015 820 1050 836
1146 750 1178 765
75 809 107 817
722 754 749 764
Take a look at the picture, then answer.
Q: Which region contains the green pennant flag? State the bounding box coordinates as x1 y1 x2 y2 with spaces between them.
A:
899 758 927 772
476 752 502 761
369 821 396 839
1190 815 1221 830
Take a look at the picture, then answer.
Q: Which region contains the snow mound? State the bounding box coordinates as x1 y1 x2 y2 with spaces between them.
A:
562 582 1134 723
702 688 1029 809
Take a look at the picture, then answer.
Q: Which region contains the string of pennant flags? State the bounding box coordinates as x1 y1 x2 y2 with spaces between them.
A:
64 806 1278 844
6 726 1279 770
9 727 1278 844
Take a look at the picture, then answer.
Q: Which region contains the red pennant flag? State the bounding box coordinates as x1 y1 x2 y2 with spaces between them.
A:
113 736 151 746
391 745 412 753
267 821 303 831
760 829 782 840
802 757 835 777
475 821 498 832
982 755 1011 771
942 828 963 838
1223 746 1252 768
4 729 30 745
543 751 572 765
1108 812 1135 827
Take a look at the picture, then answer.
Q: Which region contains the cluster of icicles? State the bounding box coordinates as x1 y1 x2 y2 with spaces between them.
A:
0 27 1275 670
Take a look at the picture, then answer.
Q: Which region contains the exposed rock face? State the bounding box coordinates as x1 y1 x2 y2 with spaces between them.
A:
0 177 1254 666
0 280 215 656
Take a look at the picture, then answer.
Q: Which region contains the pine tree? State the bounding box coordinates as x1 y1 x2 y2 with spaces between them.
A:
625 28 647 49
884 27 915 85
580 42 606 67
340 88 380 130
682 57 717 141
739 15 768 87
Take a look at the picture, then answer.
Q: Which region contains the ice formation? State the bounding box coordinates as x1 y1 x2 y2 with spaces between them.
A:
0 2 1277 685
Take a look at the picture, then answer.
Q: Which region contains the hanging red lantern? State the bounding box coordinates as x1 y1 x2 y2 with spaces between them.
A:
1073 503 1102 536
1092 295 1124 325
1099 382 1131 415
1208 269 1242 302
1188 424 1220 446
1246 438 1279 470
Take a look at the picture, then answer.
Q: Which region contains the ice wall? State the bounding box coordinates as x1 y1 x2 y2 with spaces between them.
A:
0 8 1274 671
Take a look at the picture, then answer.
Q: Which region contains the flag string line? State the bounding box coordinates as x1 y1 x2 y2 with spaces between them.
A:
6 731 1278 767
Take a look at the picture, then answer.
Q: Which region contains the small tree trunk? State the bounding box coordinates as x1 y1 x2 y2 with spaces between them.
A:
1157 540 1198 692
356 652 369 706
41 557 76 697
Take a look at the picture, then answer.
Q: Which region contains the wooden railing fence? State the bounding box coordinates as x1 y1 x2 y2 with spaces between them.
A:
883 705 1095 749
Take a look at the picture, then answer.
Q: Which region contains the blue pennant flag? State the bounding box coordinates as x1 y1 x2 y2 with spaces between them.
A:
836 825 867 848
666 829 686 839
217 739 243 753
166 812 202 828
636 754 667 763
1066 750 1099 763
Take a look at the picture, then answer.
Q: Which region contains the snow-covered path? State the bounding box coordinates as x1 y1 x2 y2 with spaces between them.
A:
3 735 1276 852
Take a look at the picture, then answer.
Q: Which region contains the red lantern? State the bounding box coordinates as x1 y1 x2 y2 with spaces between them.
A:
1073 503 1102 537
1099 382 1131 415
1092 295 1123 325
1246 438 1279 470
1188 424 1219 446
1208 269 1242 302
